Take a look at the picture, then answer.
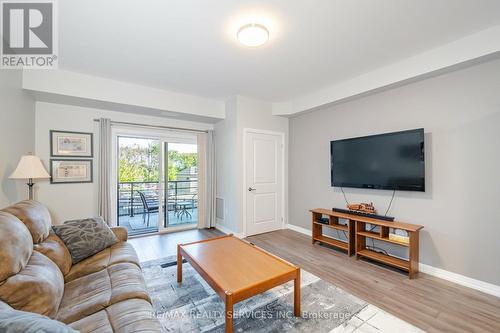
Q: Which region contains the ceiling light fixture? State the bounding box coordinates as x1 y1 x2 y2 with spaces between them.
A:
237 23 269 47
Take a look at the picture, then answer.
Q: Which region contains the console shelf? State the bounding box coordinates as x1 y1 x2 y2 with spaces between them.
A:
356 231 409 247
310 208 423 278
313 221 348 232
356 249 409 271
313 235 349 251
311 209 355 255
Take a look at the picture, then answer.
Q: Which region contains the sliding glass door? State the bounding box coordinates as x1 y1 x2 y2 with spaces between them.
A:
117 136 161 235
115 131 198 236
164 142 198 228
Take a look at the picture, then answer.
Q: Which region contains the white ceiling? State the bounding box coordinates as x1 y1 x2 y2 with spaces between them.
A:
59 0 500 102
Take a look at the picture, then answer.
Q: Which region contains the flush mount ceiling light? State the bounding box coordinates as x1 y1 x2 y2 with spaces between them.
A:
237 23 269 47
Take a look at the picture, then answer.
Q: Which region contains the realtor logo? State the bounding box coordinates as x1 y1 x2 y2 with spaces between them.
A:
1 0 57 68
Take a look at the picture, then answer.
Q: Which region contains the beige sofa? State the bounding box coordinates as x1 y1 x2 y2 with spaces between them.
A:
0 200 162 332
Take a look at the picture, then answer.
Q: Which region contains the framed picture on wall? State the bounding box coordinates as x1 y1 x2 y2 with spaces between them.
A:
50 159 93 184
50 130 93 157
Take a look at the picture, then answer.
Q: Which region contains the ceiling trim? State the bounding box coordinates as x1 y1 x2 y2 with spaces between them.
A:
273 24 500 116
22 69 226 120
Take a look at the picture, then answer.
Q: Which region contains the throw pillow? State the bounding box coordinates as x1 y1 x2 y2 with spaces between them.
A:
52 217 118 264
0 305 78 333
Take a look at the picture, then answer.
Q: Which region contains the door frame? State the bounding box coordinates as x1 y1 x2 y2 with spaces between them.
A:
110 125 199 234
242 128 286 237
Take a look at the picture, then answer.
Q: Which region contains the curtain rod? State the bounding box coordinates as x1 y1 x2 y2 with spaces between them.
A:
92 119 209 134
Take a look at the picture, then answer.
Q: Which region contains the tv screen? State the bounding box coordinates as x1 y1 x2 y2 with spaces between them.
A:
331 129 425 192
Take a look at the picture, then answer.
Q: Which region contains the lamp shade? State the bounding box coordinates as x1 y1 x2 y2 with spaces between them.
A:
10 155 50 179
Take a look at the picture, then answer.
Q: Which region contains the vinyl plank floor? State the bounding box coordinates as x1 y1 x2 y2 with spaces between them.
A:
128 228 224 262
129 228 500 332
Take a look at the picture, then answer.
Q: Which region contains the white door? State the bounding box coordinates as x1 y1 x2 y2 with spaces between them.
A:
245 130 284 236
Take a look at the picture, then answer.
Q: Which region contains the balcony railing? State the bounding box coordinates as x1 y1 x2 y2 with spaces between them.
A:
117 180 198 217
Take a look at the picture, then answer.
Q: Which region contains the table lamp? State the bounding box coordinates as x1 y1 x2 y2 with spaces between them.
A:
10 154 50 200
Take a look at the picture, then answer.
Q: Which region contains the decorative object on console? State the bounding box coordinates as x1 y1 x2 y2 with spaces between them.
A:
347 202 377 214
50 159 93 184
332 207 395 222
9 154 50 200
50 130 93 157
389 230 410 244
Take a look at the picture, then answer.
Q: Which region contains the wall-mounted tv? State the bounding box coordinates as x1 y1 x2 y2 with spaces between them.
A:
331 129 425 192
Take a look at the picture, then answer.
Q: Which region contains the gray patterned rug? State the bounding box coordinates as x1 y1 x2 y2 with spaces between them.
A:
141 256 368 332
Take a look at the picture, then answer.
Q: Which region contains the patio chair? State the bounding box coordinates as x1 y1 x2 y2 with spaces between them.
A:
137 191 159 226
190 193 198 212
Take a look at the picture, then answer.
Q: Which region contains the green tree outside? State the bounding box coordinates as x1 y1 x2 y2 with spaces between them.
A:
119 142 197 183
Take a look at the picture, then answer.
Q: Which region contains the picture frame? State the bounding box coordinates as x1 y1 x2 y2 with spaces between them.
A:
50 159 93 184
50 130 93 157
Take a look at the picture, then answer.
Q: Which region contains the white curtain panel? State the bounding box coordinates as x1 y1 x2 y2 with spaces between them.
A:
205 130 217 228
98 118 113 225
197 130 217 228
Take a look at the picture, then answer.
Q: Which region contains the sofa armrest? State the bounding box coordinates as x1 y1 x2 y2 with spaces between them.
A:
111 226 128 242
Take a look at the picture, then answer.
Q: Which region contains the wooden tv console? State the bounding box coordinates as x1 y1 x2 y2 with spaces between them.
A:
310 208 424 279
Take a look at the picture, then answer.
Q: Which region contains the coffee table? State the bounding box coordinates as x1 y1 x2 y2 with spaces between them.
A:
177 234 301 333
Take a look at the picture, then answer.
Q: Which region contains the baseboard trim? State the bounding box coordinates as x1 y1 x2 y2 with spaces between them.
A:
419 263 500 298
286 224 500 298
215 223 245 239
287 224 312 236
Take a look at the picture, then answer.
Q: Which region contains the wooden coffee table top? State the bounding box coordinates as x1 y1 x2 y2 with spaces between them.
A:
178 235 301 333
179 235 297 294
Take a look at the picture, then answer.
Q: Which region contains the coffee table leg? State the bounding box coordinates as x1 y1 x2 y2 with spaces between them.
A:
225 292 233 333
177 245 182 285
294 268 301 317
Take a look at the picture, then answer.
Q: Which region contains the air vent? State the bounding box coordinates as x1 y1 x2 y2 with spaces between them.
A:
216 197 224 220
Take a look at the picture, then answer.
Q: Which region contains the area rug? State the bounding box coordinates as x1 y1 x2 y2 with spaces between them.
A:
141 256 424 333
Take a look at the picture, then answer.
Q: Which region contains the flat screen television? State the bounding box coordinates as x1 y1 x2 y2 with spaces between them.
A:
331 129 425 192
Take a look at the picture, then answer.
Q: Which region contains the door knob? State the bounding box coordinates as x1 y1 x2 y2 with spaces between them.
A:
248 187 256 192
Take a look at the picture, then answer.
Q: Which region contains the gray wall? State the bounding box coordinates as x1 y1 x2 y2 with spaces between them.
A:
215 96 289 234
0 71 35 207
289 58 500 285
215 97 239 232
34 102 212 224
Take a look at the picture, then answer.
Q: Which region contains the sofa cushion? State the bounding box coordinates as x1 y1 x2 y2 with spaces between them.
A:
110 226 128 242
68 299 162 333
52 217 118 264
0 303 77 333
2 200 52 244
0 212 33 282
0 251 64 318
34 231 72 276
57 262 150 324
65 241 140 283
